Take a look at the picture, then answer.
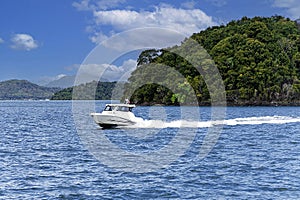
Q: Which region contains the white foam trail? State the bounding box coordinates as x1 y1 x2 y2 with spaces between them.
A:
130 116 300 129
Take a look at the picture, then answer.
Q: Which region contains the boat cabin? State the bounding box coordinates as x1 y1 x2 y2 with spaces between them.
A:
103 104 135 112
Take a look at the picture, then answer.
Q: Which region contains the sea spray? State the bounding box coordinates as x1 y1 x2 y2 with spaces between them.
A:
128 116 300 129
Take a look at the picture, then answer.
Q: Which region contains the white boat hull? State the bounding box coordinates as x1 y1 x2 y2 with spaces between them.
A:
91 113 137 128
91 104 137 128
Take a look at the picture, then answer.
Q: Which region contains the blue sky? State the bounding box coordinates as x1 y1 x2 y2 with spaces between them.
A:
0 0 299 84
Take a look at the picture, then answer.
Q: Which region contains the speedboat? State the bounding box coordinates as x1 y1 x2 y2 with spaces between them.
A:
91 104 137 128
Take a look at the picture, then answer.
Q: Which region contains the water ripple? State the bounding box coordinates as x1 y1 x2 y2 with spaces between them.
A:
0 101 299 199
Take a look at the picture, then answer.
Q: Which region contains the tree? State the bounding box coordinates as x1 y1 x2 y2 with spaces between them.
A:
123 16 300 105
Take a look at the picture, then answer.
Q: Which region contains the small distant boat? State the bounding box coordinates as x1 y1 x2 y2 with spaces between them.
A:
91 104 137 128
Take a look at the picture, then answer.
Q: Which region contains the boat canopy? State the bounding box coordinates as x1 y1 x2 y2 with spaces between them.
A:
104 104 135 112
106 104 135 108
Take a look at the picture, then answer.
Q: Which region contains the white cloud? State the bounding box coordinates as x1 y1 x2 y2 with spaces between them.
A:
76 59 137 83
37 74 68 86
93 9 139 26
89 31 109 43
92 5 216 41
74 1 217 44
273 0 300 19
100 27 186 51
56 74 67 79
103 59 137 81
10 33 38 51
72 0 93 11
0 37 4 44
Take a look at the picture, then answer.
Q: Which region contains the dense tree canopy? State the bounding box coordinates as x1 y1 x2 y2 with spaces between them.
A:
124 16 300 105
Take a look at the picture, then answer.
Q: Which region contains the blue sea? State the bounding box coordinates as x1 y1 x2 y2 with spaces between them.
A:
1 100 300 199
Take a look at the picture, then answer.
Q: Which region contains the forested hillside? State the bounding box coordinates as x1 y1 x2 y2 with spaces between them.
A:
123 16 300 105
51 81 123 100
0 79 60 100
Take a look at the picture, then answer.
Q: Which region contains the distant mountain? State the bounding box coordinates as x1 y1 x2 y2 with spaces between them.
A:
45 75 110 88
45 75 75 88
0 79 61 100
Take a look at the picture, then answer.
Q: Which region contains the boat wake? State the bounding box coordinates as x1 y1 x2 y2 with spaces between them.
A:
128 116 300 129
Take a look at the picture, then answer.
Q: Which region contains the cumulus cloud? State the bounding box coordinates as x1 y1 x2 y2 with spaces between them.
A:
76 59 137 83
10 33 38 51
273 0 300 19
37 74 68 86
101 59 137 81
99 27 186 51
74 1 216 44
56 74 67 79
45 74 67 82
89 31 109 44
91 5 216 43
72 0 92 11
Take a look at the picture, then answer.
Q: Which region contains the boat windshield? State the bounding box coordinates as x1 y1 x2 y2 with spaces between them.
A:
117 106 132 112
104 105 115 111
104 105 133 112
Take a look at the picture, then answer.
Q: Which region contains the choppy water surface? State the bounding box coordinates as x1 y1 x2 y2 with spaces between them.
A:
0 101 299 199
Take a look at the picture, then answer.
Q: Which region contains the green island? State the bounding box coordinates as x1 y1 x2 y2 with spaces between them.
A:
4 16 299 106
124 16 300 106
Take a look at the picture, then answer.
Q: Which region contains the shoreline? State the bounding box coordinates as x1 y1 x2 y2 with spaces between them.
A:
1 99 300 107
134 100 300 107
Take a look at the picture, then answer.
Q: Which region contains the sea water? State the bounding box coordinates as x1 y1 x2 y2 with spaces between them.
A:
0 100 299 199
